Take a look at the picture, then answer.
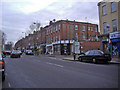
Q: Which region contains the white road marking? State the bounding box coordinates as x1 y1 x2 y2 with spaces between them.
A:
48 57 57 60
5 73 7 76
8 82 11 87
46 62 64 68
54 64 64 67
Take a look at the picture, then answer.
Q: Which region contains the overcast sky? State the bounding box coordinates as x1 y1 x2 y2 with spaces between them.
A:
0 0 102 45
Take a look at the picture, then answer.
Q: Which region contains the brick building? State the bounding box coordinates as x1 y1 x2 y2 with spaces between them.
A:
15 20 100 55
98 0 120 59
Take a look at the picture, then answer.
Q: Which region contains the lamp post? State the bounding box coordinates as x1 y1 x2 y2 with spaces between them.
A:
73 20 76 60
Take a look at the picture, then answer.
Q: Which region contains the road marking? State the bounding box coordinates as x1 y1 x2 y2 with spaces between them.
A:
8 82 11 87
48 57 57 60
5 73 7 76
54 64 64 67
46 62 64 68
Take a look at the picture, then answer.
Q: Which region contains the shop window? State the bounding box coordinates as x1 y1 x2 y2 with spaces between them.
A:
112 42 118 56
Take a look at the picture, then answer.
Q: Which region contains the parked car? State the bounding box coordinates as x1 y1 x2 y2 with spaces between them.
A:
0 52 5 81
78 50 111 63
3 50 11 55
10 50 22 58
25 50 34 55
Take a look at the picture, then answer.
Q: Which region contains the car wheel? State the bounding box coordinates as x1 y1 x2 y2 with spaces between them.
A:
79 57 82 62
93 58 97 64
104 61 109 64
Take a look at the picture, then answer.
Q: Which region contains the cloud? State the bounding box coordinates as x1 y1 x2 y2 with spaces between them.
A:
1 0 100 45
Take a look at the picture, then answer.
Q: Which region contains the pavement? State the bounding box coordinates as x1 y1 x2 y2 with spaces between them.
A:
43 54 120 64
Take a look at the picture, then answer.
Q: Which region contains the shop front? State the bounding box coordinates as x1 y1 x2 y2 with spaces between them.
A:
98 33 110 52
46 44 53 54
52 40 74 55
109 31 120 59
40 44 46 54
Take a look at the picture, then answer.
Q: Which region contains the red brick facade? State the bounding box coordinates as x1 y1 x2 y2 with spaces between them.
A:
15 20 100 55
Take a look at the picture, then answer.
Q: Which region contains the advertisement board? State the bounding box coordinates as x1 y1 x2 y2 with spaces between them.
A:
75 42 80 54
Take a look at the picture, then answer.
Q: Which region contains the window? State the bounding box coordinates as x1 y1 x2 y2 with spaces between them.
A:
112 19 117 32
83 25 86 31
83 33 86 40
89 35 91 41
96 35 98 41
75 25 78 30
51 29 52 33
95 27 97 32
92 37 94 41
111 2 116 12
102 5 107 15
103 22 107 34
91 27 93 31
85 51 90 55
59 24 61 29
56 26 57 31
88 26 90 31
89 51 95 55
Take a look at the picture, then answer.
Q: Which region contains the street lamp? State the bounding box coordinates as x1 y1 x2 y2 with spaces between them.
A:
73 20 76 60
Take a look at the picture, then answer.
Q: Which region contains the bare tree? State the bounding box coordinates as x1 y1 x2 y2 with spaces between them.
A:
29 21 41 33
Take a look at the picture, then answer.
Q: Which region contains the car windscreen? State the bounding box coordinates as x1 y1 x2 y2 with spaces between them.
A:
12 50 21 53
94 50 104 55
27 50 32 52
85 51 90 55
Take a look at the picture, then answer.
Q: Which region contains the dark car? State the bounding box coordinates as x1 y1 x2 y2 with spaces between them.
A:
78 50 111 63
3 50 11 55
10 50 22 58
0 52 5 81
25 50 34 55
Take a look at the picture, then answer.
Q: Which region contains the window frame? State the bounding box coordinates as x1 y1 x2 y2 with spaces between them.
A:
112 19 117 32
82 25 86 31
102 5 107 15
103 22 107 34
111 2 116 12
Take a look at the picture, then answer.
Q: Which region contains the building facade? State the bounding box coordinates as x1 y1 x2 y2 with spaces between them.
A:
15 20 100 55
98 0 120 59
0 30 5 51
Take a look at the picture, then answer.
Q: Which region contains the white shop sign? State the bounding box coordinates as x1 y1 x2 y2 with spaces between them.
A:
109 31 120 39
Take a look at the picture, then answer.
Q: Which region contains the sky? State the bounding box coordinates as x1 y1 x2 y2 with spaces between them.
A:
0 0 102 45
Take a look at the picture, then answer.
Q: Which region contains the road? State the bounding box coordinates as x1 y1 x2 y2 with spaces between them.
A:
2 54 118 88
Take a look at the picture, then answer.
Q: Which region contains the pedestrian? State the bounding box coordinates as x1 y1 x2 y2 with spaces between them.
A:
73 53 76 60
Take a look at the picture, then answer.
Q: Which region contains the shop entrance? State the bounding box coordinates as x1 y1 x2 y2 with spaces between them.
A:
112 42 118 57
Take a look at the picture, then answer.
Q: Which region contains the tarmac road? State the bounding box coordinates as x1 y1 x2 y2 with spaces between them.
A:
2 54 118 88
